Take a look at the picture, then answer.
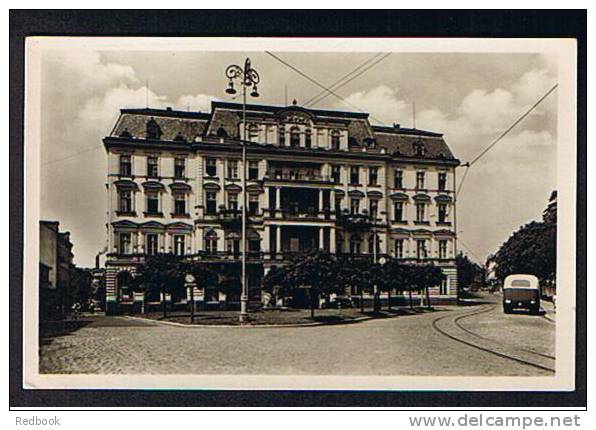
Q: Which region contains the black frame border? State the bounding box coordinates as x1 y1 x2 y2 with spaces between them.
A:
9 9 587 409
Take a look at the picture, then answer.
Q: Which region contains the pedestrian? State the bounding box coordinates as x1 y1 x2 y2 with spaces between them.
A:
71 302 81 320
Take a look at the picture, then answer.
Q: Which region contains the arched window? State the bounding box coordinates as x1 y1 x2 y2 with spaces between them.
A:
414 142 426 156
116 271 134 301
146 118 161 140
204 229 219 255
247 123 259 142
331 130 341 150
305 129 312 148
290 126 300 147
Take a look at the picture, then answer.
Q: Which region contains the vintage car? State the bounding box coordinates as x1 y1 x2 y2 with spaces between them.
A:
502 274 541 314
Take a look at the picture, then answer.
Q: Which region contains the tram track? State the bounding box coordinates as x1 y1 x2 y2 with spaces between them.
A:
431 304 555 373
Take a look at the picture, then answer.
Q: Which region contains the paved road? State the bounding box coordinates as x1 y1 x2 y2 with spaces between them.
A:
40 294 555 376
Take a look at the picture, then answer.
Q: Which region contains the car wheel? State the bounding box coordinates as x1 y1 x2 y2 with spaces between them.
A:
503 305 512 314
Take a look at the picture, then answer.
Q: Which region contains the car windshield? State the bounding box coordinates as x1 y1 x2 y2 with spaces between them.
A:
510 279 532 287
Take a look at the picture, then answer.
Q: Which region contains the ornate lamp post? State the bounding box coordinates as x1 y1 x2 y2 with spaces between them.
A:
224 58 260 323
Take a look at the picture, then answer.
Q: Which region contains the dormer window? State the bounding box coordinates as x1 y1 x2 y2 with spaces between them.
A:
414 142 426 156
146 118 162 140
331 130 340 150
247 124 259 142
217 127 228 138
290 126 300 147
119 128 131 138
305 129 312 148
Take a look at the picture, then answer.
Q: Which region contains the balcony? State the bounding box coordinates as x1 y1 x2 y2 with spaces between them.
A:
264 170 333 184
337 212 372 230
217 208 242 226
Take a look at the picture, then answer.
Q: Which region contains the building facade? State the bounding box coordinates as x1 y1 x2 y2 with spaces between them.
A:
39 221 75 319
103 101 460 313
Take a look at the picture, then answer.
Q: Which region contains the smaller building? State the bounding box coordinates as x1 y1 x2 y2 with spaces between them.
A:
39 221 75 319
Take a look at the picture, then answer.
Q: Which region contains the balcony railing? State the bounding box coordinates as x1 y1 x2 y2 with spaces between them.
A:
264 171 333 183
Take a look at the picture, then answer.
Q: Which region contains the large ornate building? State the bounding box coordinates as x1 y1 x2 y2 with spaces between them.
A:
103 101 460 313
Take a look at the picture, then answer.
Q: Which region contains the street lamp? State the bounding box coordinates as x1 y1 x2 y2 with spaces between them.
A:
224 58 260 323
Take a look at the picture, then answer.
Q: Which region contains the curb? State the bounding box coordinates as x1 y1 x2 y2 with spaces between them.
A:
120 311 413 329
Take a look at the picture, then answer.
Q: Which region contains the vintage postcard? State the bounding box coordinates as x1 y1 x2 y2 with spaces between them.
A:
23 37 577 391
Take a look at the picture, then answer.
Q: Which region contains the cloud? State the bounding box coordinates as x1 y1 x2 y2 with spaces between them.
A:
340 85 410 125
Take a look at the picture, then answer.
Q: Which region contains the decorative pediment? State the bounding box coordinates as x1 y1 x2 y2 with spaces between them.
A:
434 194 453 203
411 228 433 236
391 228 411 237
111 220 138 229
390 192 409 201
166 222 193 232
333 189 345 197
141 181 165 191
169 182 192 193
246 184 264 194
412 193 431 202
348 190 365 198
434 229 455 237
139 221 166 230
114 179 138 190
367 190 383 199
277 106 315 125
225 184 242 193
203 182 221 191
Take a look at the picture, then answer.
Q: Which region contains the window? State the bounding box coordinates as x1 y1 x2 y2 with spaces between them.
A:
395 239 404 258
206 192 217 215
227 193 238 211
146 118 161 139
349 235 362 254
331 130 340 150
174 158 185 179
439 240 448 259
119 233 132 254
369 199 379 220
416 203 426 223
147 156 159 178
119 155 131 176
416 239 427 259
438 172 447 191
248 161 259 180
350 166 360 185
290 126 300 147
438 204 448 223
228 160 239 179
278 126 285 146
416 171 425 189
205 231 218 255
247 124 259 142
305 129 312 148
174 235 185 256
146 191 159 214
174 193 186 216
249 194 259 216
394 201 404 222
227 238 240 257
205 158 217 177
394 170 403 189
414 142 425 156
146 234 158 256
369 167 378 186
368 234 381 255
249 239 261 253
350 198 360 215
335 195 343 214
119 190 133 213
331 165 341 184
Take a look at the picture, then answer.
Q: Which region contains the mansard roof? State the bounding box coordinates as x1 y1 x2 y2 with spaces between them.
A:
106 102 458 163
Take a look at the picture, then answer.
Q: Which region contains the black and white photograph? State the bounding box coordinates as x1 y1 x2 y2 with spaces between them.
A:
21 36 578 392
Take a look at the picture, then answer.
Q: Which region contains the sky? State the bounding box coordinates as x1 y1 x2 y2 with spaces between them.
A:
39 49 558 267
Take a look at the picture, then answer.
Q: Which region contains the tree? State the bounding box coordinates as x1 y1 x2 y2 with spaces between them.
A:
456 253 483 292
491 191 557 293
263 265 292 307
382 259 407 311
419 265 445 309
282 250 342 318
134 254 186 318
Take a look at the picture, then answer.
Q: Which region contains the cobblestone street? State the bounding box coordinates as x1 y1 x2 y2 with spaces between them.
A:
39 293 555 376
